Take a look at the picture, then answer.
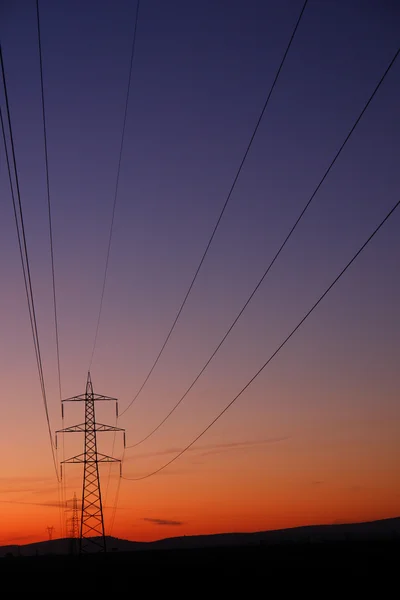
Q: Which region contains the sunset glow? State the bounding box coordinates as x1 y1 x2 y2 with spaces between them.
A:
0 0 399 548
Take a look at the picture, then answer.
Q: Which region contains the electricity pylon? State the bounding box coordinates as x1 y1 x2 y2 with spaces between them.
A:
56 372 125 554
47 525 54 541
68 492 80 539
66 492 80 555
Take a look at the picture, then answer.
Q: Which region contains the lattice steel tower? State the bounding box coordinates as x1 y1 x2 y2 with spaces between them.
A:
57 373 125 553
66 492 80 555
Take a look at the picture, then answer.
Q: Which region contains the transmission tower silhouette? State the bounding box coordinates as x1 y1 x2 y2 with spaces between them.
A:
66 492 80 555
57 373 125 554
47 525 54 541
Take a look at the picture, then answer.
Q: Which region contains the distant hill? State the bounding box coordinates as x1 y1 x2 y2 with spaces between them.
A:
1 516 399 557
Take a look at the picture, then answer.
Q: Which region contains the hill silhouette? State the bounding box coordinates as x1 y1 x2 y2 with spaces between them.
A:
1 515 399 557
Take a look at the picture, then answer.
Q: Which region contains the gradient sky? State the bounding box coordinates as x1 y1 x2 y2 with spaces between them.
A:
0 0 399 546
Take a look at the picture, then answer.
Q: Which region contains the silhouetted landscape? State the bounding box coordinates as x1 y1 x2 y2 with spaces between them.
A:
1 4 399 591
1 517 399 578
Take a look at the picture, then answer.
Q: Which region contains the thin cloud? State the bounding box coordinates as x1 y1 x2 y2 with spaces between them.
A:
0 476 56 494
122 437 290 478
142 518 184 526
198 437 289 457
127 437 290 462
129 447 185 460
0 487 42 495
0 476 54 485
0 500 65 509
0 499 126 511
31 486 62 497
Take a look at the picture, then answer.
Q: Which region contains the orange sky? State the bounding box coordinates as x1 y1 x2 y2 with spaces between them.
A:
1 0 399 548
1 405 399 546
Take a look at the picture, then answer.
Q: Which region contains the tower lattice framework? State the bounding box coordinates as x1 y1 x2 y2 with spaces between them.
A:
57 373 125 553
69 492 80 539
66 492 80 555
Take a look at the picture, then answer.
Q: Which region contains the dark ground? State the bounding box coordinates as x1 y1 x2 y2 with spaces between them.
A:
1 540 398 586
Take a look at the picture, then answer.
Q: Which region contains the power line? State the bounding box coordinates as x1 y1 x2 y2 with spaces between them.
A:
89 0 141 370
0 43 60 481
125 43 400 446
36 0 62 401
104 415 118 510
0 45 46 418
0 110 40 381
36 0 65 538
108 448 125 537
119 0 309 417
86 0 141 515
122 195 400 480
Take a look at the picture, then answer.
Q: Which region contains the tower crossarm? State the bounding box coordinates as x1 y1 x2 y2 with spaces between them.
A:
62 453 85 464
57 422 123 434
57 423 86 434
92 452 121 463
62 452 121 464
93 422 124 432
62 394 118 402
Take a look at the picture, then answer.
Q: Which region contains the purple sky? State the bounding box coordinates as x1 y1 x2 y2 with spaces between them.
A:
0 1 399 542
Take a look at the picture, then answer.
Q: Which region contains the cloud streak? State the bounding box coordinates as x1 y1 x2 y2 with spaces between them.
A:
0 476 56 495
142 518 184 526
0 500 64 509
127 436 290 462
0 499 126 511
198 437 289 457
122 437 290 478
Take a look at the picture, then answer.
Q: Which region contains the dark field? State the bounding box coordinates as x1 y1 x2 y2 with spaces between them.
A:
1 540 398 576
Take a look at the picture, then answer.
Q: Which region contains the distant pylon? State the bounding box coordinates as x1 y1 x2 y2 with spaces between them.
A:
69 492 79 539
56 373 125 553
66 492 80 555
47 526 54 541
